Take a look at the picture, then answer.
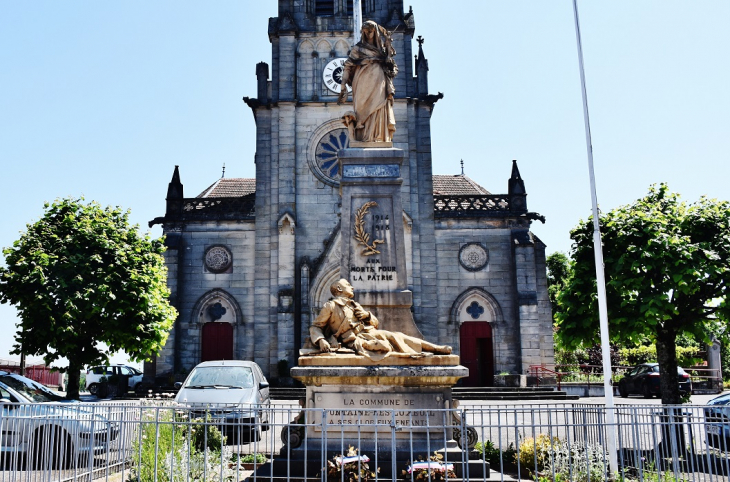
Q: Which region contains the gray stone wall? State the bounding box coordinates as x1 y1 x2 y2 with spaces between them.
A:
156 222 257 378
433 220 521 375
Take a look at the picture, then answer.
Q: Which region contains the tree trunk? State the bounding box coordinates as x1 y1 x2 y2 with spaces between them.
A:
65 357 82 400
655 325 681 404
656 325 688 459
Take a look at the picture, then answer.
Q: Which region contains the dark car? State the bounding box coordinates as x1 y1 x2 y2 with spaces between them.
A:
704 392 730 450
618 363 692 398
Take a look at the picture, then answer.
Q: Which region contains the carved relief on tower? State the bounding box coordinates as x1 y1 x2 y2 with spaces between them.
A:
204 245 233 273
458 242 488 272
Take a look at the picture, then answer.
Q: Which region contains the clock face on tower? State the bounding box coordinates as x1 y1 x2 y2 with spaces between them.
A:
322 58 352 94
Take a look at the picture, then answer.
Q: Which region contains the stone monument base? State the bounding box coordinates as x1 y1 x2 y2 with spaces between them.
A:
282 363 469 454
257 361 487 480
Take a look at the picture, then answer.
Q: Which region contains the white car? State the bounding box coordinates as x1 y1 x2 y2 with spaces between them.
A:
0 371 119 468
174 360 271 443
85 365 143 395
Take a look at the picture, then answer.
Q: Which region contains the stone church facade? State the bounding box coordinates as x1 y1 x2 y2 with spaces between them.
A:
148 0 554 386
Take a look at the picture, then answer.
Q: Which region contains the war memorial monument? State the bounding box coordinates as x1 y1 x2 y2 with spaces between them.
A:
148 0 554 394
147 0 555 477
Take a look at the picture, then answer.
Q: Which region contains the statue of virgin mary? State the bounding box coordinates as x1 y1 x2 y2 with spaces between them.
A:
337 20 397 143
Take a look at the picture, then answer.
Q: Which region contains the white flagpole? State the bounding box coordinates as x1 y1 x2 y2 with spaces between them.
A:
571 0 619 476
353 0 362 44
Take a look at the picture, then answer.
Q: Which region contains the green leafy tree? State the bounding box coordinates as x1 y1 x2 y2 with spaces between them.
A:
546 252 570 324
0 198 177 399
555 184 729 404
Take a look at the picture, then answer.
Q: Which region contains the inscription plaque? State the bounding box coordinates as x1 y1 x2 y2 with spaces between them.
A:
311 392 447 432
342 164 399 178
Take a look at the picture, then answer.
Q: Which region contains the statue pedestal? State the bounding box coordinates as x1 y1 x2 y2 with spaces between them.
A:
338 147 423 338
269 359 472 478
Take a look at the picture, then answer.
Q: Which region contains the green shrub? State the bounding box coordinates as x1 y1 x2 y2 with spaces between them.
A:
619 345 656 366
676 346 702 367
188 416 225 453
619 344 702 368
127 409 234 482
128 410 187 482
543 441 610 482
516 434 560 474
475 440 516 472
232 453 267 464
554 348 582 368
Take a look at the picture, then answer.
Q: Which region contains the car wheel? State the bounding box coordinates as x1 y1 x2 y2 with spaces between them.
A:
643 384 653 399
133 382 143 394
618 383 628 398
31 429 72 469
88 383 99 396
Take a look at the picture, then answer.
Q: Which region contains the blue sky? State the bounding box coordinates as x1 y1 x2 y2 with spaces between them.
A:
1 1 728 365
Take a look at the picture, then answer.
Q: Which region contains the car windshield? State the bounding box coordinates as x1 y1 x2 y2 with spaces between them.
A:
184 366 254 389
0 374 64 403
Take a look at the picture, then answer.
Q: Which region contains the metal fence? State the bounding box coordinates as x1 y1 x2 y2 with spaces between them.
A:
1 401 728 481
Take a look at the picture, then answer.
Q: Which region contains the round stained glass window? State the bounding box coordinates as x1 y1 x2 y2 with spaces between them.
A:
315 128 350 181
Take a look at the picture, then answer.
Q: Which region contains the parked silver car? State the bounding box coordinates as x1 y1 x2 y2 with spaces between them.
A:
0 371 119 468
174 360 270 443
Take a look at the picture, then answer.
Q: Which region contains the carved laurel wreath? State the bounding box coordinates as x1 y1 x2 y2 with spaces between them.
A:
354 201 384 256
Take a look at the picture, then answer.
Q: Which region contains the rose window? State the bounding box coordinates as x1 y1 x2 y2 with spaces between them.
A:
315 128 349 181
459 243 489 271
204 246 232 273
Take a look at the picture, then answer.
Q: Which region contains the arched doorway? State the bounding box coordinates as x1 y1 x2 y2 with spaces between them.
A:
460 321 493 387
451 288 503 387
201 322 234 361
193 289 242 364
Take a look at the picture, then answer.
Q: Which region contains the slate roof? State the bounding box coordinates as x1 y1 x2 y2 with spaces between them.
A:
432 175 490 195
197 178 256 198
197 175 489 197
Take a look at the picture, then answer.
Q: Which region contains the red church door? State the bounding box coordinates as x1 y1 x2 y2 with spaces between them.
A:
201 322 234 362
460 322 494 387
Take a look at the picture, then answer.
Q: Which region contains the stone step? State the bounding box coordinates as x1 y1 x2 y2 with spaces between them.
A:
270 387 305 400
